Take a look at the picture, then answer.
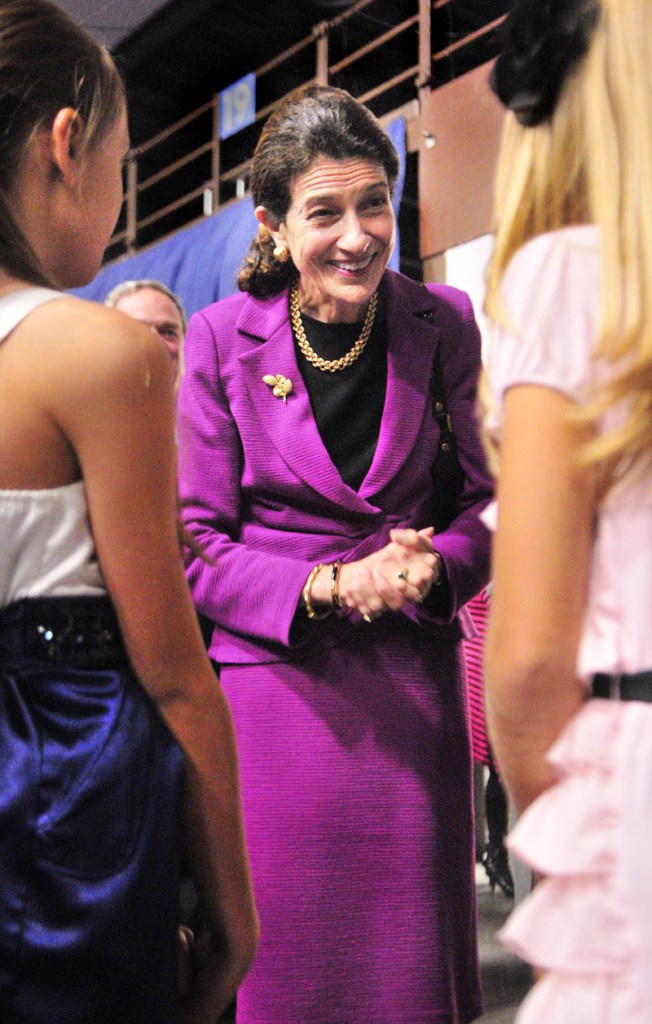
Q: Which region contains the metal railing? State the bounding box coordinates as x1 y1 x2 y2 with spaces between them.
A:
106 0 507 263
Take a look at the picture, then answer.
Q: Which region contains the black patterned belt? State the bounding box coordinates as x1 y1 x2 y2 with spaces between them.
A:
0 595 128 669
591 671 652 702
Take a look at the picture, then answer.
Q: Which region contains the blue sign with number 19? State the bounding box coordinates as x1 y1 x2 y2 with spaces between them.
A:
219 73 256 140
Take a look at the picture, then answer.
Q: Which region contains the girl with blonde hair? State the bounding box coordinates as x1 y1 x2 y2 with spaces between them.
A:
484 0 652 1019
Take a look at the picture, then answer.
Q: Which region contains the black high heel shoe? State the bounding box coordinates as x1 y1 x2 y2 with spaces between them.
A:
482 840 514 898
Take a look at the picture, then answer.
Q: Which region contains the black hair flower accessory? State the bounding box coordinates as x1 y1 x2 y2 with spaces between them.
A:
490 0 600 127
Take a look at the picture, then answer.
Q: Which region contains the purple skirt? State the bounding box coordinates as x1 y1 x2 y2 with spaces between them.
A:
0 597 185 1024
219 614 482 1024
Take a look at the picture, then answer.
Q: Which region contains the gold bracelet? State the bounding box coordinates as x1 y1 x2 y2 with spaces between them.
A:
302 563 332 621
330 560 343 609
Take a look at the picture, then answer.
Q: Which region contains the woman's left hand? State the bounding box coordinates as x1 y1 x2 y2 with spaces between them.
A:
339 527 440 618
307 528 441 620
179 933 240 1024
371 527 441 609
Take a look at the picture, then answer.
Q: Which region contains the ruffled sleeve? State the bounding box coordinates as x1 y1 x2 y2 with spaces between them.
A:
484 225 601 443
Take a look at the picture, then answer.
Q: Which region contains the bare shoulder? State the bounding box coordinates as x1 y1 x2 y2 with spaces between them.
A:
21 295 173 390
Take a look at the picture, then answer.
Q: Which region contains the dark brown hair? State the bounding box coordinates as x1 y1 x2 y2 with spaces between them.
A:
0 0 125 286
238 84 400 298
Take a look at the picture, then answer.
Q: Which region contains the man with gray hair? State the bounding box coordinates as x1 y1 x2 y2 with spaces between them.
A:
105 279 187 367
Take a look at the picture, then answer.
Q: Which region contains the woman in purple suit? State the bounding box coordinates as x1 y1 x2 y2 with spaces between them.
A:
178 84 492 1024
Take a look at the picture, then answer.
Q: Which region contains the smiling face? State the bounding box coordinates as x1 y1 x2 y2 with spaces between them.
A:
261 156 396 324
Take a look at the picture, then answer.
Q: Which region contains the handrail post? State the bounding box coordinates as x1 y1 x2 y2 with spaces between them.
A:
126 155 138 254
417 0 432 91
211 93 220 213
314 21 329 84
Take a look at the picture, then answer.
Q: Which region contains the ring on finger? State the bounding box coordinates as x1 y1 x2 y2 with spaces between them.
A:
397 567 409 582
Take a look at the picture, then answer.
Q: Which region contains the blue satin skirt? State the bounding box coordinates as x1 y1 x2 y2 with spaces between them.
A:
0 596 185 1024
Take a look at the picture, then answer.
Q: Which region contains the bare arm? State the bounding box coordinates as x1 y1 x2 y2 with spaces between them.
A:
40 301 257 1019
484 385 596 814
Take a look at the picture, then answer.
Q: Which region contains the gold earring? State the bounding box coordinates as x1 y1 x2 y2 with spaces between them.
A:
273 242 289 262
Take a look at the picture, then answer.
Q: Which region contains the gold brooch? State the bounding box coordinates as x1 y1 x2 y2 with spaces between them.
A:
263 374 293 402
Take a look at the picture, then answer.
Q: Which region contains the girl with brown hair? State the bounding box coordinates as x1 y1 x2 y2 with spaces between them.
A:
0 3 257 1021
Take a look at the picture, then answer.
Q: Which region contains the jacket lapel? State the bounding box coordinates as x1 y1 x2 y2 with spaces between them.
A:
359 272 440 498
237 273 442 509
238 291 377 513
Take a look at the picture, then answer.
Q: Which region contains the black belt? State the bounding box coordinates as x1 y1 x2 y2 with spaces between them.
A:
592 671 652 702
0 596 127 669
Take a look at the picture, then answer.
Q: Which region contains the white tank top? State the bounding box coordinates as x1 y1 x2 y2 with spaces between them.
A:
0 288 105 607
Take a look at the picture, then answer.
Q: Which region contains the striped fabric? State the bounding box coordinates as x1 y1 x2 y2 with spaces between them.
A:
464 589 492 766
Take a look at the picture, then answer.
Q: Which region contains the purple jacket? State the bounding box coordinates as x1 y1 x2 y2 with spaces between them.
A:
177 268 493 664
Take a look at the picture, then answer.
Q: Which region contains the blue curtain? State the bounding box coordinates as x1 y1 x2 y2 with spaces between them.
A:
74 116 407 318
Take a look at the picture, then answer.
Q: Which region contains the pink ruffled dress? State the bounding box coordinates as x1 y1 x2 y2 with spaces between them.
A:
484 225 652 1024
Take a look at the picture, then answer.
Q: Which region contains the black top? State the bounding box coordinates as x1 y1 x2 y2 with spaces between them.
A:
295 297 388 492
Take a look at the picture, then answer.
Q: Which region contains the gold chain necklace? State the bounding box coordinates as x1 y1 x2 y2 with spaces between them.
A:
290 282 377 373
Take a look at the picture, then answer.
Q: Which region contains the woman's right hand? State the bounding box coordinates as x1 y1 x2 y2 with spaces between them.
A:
175 686 259 1021
180 929 255 1024
336 529 439 619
